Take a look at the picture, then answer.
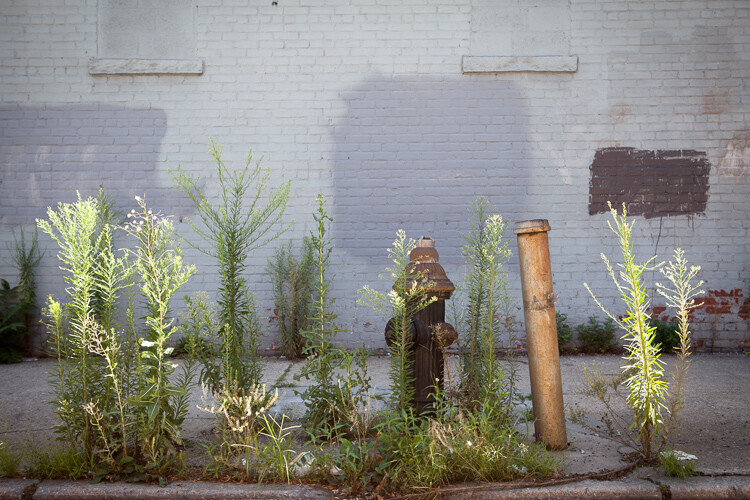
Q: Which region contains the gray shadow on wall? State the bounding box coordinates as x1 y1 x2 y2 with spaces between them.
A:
0 104 181 226
331 76 531 280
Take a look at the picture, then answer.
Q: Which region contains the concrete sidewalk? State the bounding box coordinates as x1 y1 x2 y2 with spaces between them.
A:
1 353 749 498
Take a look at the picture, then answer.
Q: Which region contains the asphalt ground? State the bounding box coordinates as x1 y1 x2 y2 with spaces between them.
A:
1 353 749 498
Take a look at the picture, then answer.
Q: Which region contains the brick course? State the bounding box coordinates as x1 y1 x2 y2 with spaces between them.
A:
1 0 748 351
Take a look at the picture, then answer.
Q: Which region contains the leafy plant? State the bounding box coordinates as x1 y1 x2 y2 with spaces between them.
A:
576 316 618 354
555 312 574 354
38 193 120 452
38 192 196 480
0 227 44 362
648 317 680 354
123 196 196 464
267 238 314 359
0 280 35 363
297 195 375 436
454 197 515 409
659 449 697 478
0 438 21 477
174 292 220 358
358 229 436 413
198 382 278 478
375 391 559 494
656 249 703 450
172 139 290 394
585 203 667 460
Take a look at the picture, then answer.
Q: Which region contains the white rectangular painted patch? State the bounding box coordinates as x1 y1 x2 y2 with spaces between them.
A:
88 58 204 75
461 55 578 73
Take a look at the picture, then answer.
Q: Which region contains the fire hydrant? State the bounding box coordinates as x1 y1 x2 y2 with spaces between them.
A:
384 237 457 414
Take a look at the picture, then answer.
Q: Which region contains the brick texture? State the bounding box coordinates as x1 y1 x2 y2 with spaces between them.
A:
1 0 748 352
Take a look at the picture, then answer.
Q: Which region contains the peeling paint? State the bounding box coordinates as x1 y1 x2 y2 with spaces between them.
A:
697 289 745 316
739 298 750 321
718 136 750 180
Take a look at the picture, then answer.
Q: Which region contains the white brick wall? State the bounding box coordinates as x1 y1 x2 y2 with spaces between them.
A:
1 0 748 352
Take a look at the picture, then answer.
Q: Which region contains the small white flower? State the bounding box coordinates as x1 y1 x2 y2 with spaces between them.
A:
466 440 472 447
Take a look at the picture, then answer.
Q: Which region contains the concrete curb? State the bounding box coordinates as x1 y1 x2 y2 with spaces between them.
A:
660 476 750 500
3 475 750 500
439 478 662 499
0 479 38 500
0 479 332 500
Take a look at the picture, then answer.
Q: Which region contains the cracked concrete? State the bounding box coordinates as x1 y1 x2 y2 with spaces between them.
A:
1 353 749 498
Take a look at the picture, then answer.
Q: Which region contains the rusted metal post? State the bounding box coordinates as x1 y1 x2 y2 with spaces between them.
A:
514 220 567 450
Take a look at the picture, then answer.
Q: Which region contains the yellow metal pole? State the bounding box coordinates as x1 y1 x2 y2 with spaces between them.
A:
514 219 567 450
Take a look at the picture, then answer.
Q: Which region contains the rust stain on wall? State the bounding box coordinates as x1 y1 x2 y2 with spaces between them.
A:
609 103 632 124
589 147 710 218
701 89 730 115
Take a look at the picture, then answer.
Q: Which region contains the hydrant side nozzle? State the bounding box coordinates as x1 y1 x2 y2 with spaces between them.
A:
384 318 416 347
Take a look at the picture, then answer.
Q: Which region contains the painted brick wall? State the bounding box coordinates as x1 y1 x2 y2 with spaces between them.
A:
1 0 748 352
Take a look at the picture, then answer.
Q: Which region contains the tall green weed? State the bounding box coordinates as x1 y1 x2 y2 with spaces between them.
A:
585 203 703 461
358 230 435 413
267 238 314 359
172 140 290 394
453 197 516 410
298 195 375 436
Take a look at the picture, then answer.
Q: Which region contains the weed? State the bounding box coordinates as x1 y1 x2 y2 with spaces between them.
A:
0 438 20 477
660 449 697 478
124 197 196 465
454 197 516 410
358 230 436 412
267 238 314 359
376 395 559 493
567 404 587 426
580 363 637 444
585 204 666 459
298 195 377 436
38 193 122 452
173 139 290 393
656 249 703 450
25 444 90 480
271 363 295 389
649 317 680 354
1 226 43 362
585 204 703 461
576 316 618 354
9 226 44 306
38 193 196 480
174 292 220 358
0 280 35 363
257 414 302 483
198 382 278 478
556 311 574 354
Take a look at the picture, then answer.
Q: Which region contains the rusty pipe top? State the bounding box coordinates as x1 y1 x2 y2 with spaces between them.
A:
514 219 551 235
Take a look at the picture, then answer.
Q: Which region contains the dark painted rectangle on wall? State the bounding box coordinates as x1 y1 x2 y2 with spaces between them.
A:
589 147 710 218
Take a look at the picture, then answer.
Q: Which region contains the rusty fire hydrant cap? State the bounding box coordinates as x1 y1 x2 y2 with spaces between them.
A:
407 237 454 298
